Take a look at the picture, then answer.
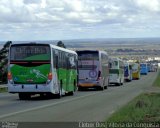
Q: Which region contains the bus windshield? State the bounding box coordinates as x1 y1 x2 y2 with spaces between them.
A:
140 64 146 67
77 51 98 61
110 60 118 69
77 51 98 70
10 45 50 61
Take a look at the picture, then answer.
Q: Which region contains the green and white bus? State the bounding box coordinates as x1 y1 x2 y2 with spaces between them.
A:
8 43 78 100
109 58 124 86
77 50 109 90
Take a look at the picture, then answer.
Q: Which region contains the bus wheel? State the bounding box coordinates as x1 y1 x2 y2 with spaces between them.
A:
104 85 108 89
97 86 104 91
68 91 74 96
55 81 62 98
55 90 62 99
19 93 31 100
78 87 83 91
116 83 121 86
74 79 77 91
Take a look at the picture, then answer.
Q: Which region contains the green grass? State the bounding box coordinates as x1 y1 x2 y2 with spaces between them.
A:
0 87 7 93
106 93 160 123
152 70 160 87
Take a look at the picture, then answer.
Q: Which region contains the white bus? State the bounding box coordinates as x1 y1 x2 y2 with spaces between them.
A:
8 43 78 100
124 62 132 82
77 50 109 90
109 58 124 86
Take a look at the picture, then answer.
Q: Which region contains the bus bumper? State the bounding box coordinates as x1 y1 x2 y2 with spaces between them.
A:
7 82 56 94
78 81 102 88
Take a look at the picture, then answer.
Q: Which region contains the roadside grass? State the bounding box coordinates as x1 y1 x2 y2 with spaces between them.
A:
106 93 160 122
0 87 7 93
152 70 160 87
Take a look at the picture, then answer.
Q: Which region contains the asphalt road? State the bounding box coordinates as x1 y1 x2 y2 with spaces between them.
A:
0 72 158 122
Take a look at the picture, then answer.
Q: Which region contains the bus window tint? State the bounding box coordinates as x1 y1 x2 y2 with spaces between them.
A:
78 53 98 60
10 45 50 61
111 61 118 68
78 52 98 70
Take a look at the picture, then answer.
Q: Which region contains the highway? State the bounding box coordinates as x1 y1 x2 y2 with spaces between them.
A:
0 72 158 122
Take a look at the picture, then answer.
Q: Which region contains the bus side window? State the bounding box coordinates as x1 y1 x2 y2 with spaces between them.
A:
69 55 76 69
65 53 68 69
109 62 112 68
54 49 59 69
55 55 58 69
52 49 56 68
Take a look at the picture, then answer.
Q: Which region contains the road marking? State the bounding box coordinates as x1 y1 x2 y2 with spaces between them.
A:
0 91 102 119
109 110 115 115
0 93 16 98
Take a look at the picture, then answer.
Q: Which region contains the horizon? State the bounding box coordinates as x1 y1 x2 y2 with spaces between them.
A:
1 37 160 45
1 37 160 42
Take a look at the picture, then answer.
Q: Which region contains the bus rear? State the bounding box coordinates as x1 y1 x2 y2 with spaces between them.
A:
140 63 148 75
132 63 140 80
109 58 124 86
77 51 103 90
124 62 132 82
8 43 52 99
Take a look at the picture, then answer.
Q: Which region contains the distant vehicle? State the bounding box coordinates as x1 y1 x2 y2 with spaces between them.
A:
124 62 132 82
147 63 151 72
151 63 158 72
8 43 78 100
150 64 155 72
109 58 124 86
140 63 148 75
132 63 140 80
77 50 109 90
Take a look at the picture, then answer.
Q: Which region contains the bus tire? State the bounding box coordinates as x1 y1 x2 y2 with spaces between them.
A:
19 93 31 100
97 86 104 91
55 92 61 99
116 83 121 86
55 80 63 99
78 86 83 91
104 86 107 89
74 79 77 91
68 91 74 96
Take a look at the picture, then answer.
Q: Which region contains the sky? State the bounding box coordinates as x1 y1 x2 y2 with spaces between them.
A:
0 0 160 41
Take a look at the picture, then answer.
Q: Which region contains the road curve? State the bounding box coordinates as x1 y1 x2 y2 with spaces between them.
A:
0 72 158 122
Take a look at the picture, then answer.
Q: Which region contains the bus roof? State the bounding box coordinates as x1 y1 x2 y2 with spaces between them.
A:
50 44 77 55
10 42 77 55
111 57 123 61
76 50 108 55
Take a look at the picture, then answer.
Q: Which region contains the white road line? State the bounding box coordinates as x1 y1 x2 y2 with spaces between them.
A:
109 110 115 115
0 91 101 119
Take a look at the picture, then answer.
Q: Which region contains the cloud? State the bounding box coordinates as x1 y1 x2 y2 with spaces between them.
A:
0 0 160 41
134 0 160 12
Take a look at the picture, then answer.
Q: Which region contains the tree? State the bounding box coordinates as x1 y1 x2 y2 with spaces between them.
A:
0 41 12 83
56 41 66 48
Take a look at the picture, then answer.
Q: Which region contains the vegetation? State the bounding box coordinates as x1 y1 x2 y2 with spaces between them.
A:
106 93 160 123
0 41 12 83
0 87 7 93
57 41 66 48
152 70 160 87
